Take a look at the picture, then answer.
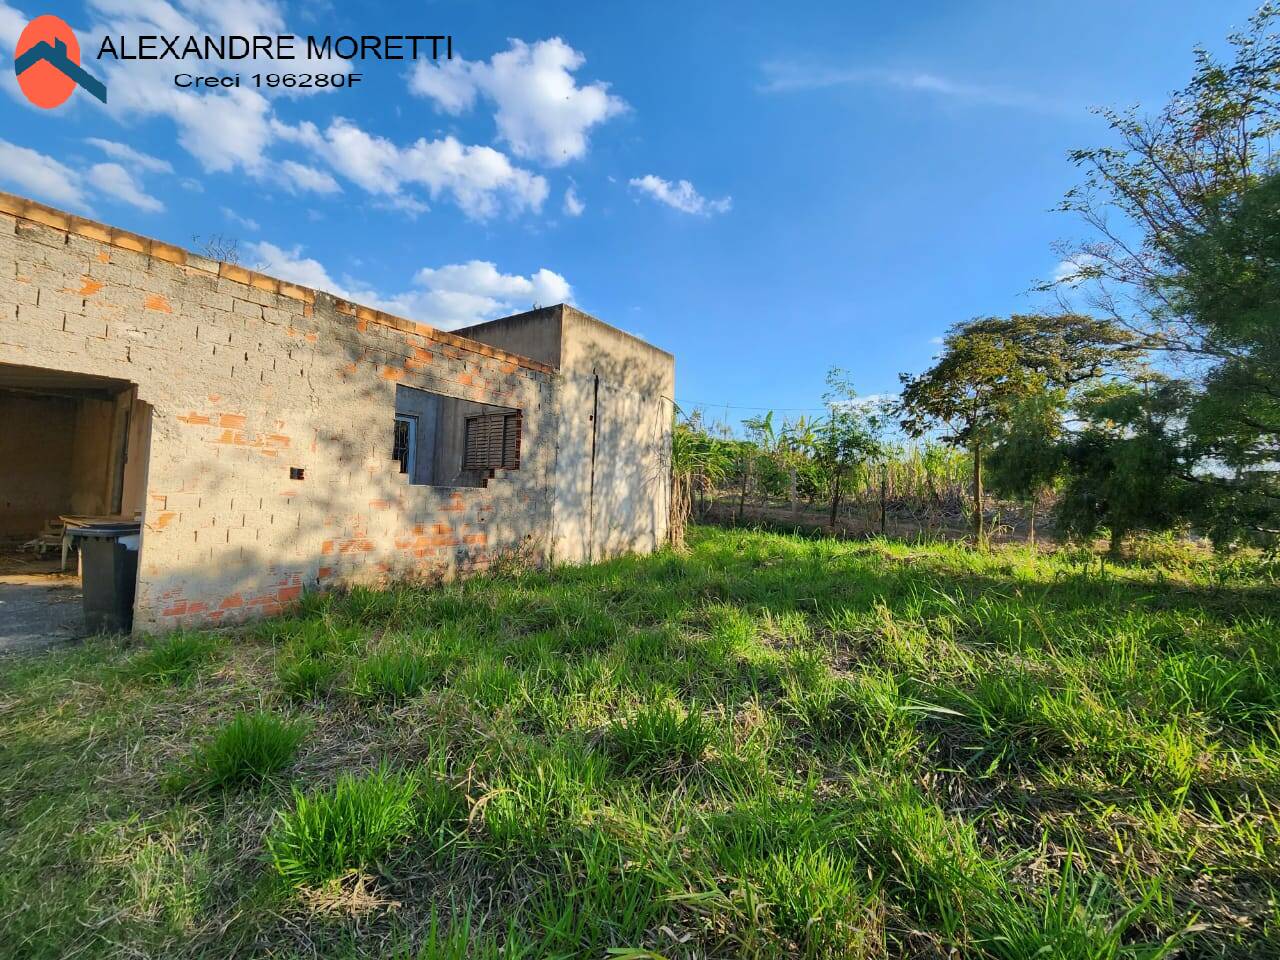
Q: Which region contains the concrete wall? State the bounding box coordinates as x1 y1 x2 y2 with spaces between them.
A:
0 193 558 631
0 393 77 539
458 305 674 564
0 192 672 630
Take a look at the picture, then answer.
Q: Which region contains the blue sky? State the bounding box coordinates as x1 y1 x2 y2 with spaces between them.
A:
0 1 1263 429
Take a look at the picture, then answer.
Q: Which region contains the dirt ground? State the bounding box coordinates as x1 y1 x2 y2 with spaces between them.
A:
0 553 83 655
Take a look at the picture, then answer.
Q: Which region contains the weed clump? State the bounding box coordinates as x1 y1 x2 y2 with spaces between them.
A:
268 766 459 887
169 709 308 792
351 649 442 702
124 632 219 684
608 701 711 773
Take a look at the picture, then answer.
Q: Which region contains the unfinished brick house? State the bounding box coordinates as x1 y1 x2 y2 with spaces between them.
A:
0 192 673 634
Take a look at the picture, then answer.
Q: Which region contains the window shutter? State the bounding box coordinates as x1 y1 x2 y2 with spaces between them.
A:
464 412 522 471
502 412 522 469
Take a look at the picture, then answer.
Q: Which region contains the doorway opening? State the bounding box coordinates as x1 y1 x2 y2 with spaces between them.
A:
0 362 152 651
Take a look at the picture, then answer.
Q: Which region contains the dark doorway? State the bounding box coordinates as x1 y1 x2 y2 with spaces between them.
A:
0 363 151 651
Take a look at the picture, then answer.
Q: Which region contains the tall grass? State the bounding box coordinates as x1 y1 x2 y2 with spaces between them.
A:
123 631 219 684
1 526 1276 958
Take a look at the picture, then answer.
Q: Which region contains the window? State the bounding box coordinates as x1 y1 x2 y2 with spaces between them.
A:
392 383 521 487
463 411 522 471
392 414 416 475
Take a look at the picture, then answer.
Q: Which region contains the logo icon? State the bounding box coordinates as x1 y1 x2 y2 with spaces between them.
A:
14 14 107 108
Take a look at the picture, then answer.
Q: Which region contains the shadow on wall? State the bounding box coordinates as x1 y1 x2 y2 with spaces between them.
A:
457 306 675 566
130 291 560 632
575 343 673 563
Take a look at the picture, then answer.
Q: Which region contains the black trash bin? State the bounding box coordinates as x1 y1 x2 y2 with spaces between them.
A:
80 532 139 633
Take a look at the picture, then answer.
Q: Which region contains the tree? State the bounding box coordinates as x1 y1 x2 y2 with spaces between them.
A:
1054 379 1194 555
985 388 1067 545
813 369 889 529
1054 5 1280 545
899 314 1132 542
1167 172 1280 544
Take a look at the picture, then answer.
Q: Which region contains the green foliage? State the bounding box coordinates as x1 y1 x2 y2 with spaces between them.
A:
608 701 711 773
1058 7 1280 547
899 314 1137 539
267 766 429 887
351 648 442 702
813 368 890 471
900 314 1134 449
1169 172 1280 546
169 710 308 793
986 388 1066 504
124 632 219 684
1055 379 1194 552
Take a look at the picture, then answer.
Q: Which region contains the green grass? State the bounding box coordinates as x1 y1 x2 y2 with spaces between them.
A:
608 700 712 773
123 631 220 684
168 710 309 793
1 526 1278 958
266 765 450 887
351 647 443 703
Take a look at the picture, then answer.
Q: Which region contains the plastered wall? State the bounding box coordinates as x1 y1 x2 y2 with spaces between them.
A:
458 305 675 564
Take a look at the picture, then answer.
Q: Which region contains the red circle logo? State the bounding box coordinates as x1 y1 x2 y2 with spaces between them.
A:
15 15 81 109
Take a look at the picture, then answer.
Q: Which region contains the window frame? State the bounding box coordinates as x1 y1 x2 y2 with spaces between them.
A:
392 413 417 476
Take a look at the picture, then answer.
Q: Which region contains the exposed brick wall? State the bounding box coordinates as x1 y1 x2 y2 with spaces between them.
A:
0 194 559 632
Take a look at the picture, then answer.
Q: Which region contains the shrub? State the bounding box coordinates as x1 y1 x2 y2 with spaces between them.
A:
267 766 421 887
351 649 441 702
608 701 710 773
170 710 309 792
125 632 218 684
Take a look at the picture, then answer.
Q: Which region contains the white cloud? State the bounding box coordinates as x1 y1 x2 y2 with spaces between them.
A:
221 206 260 231
411 261 571 327
85 138 174 174
249 243 572 330
0 139 88 208
409 55 476 113
86 162 164 212
79 0 347 179
250 242 345 293
315 118 548 219
410 37 625 166
277 159 340 195
629 174 731 216
563 184 585 216
1052 253 1102 286
0 2 22 47
759 61 1072 114
0 140 166 213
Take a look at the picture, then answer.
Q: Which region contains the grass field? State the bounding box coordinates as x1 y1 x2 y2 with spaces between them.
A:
1 526 1278 958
